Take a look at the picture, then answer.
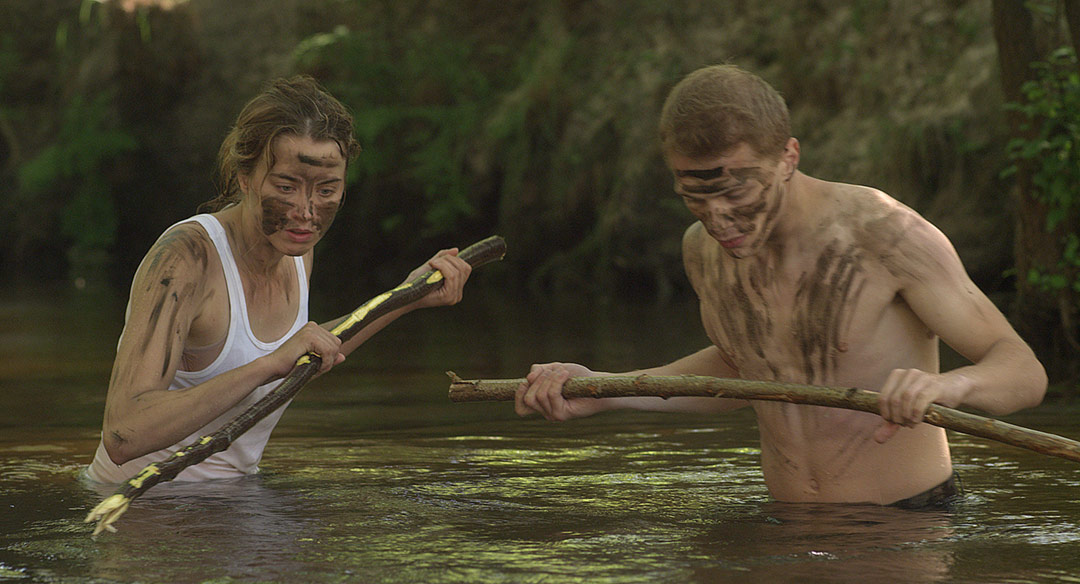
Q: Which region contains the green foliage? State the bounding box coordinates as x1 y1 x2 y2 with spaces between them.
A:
1 0 146 282
1004 46 1080 294
17 92 137 265
291 2 700 295
294 22 493 237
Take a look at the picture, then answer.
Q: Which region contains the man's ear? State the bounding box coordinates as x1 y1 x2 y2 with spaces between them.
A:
237 172 251 195
781 137 800 181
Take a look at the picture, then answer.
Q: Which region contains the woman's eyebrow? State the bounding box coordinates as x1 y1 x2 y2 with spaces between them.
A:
268 172 301 182
297 153 343 167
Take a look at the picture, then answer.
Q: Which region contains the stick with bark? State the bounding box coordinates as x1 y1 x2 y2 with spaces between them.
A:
447 372 1080 464
83 236 506 536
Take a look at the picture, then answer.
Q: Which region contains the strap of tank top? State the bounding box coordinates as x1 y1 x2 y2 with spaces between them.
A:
292 254 309 330
187 214 308 349
185 214 248 344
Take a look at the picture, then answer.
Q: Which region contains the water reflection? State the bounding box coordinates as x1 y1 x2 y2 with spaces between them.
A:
84 476 314 584
6 421 1080 583
4 284 1080 583
256 423 771 583
691 502 957 583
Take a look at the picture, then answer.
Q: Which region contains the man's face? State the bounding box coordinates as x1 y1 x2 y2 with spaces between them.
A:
669 143 787 259
243 134 346 256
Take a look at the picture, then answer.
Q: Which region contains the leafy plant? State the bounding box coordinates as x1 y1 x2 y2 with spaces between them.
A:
294 22 493 238
17 91 137 275
1003 46 1080 360
1004 46 1080 294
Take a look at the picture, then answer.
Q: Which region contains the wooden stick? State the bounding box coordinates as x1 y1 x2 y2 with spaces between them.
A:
83 236 507 536
447 372 1080 464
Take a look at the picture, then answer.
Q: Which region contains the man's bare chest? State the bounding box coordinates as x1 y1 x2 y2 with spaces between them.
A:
696 242 900 385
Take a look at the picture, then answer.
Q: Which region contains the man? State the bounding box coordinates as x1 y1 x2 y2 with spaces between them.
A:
515 64 1047 507
87 76 473 482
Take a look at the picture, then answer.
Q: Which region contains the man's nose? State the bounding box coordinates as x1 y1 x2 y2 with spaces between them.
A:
705 199 734 225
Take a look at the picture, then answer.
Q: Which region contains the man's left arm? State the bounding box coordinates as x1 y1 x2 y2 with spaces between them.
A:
875 217 1047 442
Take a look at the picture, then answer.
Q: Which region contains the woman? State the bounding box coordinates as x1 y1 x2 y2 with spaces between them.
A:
87 76 472 482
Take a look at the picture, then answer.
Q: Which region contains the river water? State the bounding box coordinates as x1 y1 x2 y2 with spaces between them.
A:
2 283 1080 583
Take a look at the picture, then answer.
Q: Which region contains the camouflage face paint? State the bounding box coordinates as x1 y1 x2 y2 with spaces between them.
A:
252 136 347 242
258 191 340 238
677 165 779 258
728 167 777 236
311 198 340 234
297 153 337 167
731 196 768 235
675 166 727 181
260 196 294 236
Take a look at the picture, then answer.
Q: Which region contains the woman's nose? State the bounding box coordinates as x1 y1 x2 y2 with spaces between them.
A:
289 193 315 221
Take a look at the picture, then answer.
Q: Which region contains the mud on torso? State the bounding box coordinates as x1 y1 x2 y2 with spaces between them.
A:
681 184 951 502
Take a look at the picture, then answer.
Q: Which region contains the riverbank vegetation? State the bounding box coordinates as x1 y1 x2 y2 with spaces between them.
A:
2 0 1079 387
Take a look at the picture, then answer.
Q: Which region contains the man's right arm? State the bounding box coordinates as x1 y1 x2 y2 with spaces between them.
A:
515 224 748 422
514 346 747 421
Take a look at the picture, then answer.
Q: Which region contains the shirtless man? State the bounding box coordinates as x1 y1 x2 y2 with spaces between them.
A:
87 76 472 483
515 64 1047 507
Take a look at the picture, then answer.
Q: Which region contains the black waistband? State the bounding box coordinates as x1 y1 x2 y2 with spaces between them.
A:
890 472 961 510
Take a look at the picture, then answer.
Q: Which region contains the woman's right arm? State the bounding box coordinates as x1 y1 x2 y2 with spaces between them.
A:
101 224 340 464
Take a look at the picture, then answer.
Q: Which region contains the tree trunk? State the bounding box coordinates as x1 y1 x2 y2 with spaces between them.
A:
1065 1 1080 73
992 0 1076 385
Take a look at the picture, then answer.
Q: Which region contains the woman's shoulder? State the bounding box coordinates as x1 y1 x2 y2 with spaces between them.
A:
132 218 221 295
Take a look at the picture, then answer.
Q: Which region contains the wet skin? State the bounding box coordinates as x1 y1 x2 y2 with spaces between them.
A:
678 176 954 503
520 129 1045 505
99 136 350 463
669 143 872 385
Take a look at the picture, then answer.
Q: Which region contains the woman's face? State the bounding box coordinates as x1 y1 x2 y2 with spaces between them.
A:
241 134 347 256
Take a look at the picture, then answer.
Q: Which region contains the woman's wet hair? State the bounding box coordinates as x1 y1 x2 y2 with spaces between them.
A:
201 75 361 212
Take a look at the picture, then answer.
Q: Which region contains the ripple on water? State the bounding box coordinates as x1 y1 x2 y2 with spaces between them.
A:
4 416 1080 583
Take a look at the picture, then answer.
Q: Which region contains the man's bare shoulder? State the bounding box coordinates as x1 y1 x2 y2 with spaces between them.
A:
821 181 956 281
821 181 915 225
682 221 708 248
813 180 922 239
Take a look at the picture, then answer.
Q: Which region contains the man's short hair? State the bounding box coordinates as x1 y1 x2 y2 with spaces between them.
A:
659 65 790 162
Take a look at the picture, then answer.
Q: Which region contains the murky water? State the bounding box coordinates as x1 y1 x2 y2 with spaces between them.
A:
2 283 1080 583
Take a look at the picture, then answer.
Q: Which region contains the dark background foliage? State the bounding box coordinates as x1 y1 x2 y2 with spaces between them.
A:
2 0 1077 383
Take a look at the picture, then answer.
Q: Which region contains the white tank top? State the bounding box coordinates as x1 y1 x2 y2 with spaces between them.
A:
86 214 309 483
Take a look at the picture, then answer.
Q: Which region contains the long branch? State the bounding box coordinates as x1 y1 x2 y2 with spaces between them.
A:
447 372 1080 464
84 236 506 536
